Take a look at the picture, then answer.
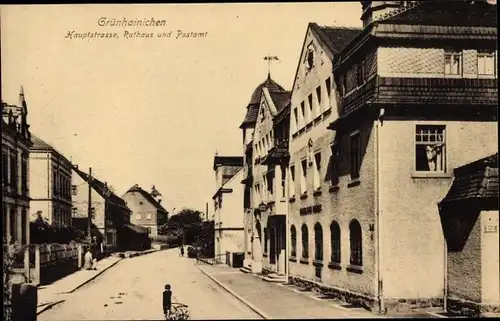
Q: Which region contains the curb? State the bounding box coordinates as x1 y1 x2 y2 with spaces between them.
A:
64 258 124 294
196 265 269 319
37 299 66 315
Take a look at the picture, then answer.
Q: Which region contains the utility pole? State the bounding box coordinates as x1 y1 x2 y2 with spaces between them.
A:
206 202 208 221
87 167 92 242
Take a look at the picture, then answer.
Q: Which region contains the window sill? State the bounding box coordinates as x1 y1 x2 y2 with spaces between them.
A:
313 115 322 124
411 172 452 179
300 257 309 265
347 178 361 188
346 264 363 274
313 260 324 267
323 108 332 118
328 262 342 270
289 256 297 262
263 253 268 257
313 189 322 197
306 122 313 130
300 193 308 200
329 185 340 193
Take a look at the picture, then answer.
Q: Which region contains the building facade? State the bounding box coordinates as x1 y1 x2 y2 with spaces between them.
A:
72 165 131 247
287 21 361 292
252 87 291 276
29 134 72 226
304 0 497 313
239 75 287 272
122 184 169 237
213 156 245 264
2 88 32 245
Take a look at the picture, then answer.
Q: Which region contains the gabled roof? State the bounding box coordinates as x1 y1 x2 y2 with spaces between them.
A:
440 153 499 206
72 165 130 211
239 75 286 128
269 91 291 115
30 134 53 150
125 184 168 213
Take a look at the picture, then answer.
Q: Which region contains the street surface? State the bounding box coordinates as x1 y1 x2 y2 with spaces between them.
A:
38 249 261 320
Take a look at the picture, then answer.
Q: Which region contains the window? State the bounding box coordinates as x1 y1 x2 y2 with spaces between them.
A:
415 125 446 172
300 102 305 127
330 221 341 263
21 157 27 194
349 219 362 266
444 51 462 75
478 50 495 76
72 207 77 215
289 165 295 197
255 183 261 204
262 175 267 203
147 227 152 233
147 213 152 220
308 94 313 121
10 152 17 189
316 86 322 114
325 77 331 99
136 214 141 220
72 184 78 195
2 152 8 186
300 159 307 194
290 225 297 257
349 132 361 180
281 165 286 198
267 170 274 196
301 224 309 259
264 228 268 253
357 61 365 86
293 108 299 132
10 208 16 243
21 208 27 245
329 144 340 186
313 152 321 190
314 223 323 261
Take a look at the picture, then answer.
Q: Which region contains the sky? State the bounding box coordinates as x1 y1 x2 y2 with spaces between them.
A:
1 3 362 214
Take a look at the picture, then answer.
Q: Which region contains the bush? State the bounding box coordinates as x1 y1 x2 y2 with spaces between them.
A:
3 242 27 321
29 213 87 244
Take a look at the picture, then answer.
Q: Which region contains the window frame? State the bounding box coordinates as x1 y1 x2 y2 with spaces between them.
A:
301 224 309 259
314 223 323 262
313 151 322 190
290 225 297 257
289 165 296 197
477 50 496 76
300 158 308 194
349 130 361 181
330 221 341 264
414 124 447 174
349 219 363 267
444 50 463 76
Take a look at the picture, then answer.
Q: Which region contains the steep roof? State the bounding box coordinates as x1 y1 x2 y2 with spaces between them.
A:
269 91 292 115
239 75 286 128
30 134 53 150
440 153 499 206
72 165 130 211
125 184 168 213
311 23 362 55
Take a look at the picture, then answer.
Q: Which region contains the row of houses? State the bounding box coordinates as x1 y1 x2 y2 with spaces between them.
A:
2 88 169 260
213 0 498 316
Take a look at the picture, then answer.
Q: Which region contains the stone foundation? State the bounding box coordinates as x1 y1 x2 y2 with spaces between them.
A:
384 297 443 314
288 275 379 313
288 275 445 315
447 297 500 317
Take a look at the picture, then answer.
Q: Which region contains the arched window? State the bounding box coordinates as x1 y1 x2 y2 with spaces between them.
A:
301 224 309 259
349 219 362 266
330 221 341 263
314 223 323 261
290 225 297 257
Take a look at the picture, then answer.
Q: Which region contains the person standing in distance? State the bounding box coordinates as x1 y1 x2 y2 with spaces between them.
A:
163 284 172 319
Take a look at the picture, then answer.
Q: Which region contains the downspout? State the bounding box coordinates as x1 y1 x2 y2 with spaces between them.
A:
375 106 385 314
285 160 290 284
444 235 448 312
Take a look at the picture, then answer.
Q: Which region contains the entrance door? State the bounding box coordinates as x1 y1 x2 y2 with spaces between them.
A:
270 228 276 265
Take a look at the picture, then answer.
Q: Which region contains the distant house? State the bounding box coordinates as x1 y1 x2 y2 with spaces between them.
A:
29 134 73 226
213 156 245 265
72 165 132 249
122 185 169 237
439 153 499 316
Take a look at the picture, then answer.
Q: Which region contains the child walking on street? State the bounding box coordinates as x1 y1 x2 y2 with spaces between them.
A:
163 284 172 319
180 246 184 257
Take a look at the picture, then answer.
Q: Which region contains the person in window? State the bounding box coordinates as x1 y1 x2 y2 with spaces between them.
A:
163 284 172 318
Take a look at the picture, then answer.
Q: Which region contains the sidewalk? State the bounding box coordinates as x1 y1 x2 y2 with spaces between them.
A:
37 256 122 314
196 264 379 319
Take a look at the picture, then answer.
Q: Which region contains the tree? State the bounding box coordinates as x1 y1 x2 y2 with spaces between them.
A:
159 208 203 245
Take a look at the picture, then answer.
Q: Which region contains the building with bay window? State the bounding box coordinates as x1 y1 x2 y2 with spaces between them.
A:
29 134 73 226
317 0 497 314
2 88 33 245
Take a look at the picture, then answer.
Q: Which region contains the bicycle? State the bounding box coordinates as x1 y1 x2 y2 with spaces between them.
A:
165 302 190 320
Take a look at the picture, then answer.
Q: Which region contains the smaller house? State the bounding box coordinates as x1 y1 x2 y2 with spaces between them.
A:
439 153 499 316
122 184 169 237
213 155 245 266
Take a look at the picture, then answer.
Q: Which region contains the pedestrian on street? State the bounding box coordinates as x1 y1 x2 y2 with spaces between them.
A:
163 284 172 319
180 245 184 257
84 248 93 270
